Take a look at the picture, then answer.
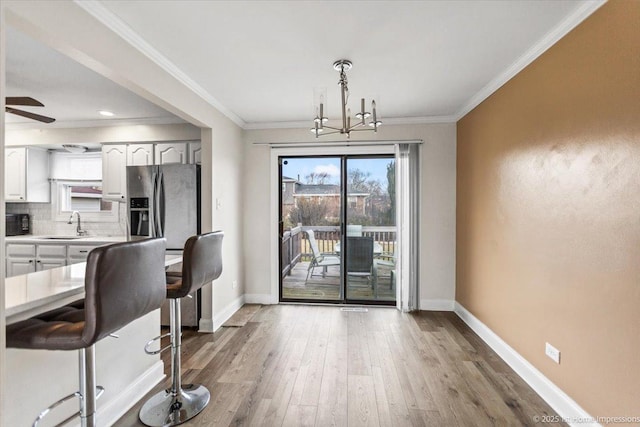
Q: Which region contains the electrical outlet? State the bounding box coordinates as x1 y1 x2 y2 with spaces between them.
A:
545 342 560 364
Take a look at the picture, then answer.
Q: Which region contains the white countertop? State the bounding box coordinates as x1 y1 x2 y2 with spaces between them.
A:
6 254 182 325
6 235 128 244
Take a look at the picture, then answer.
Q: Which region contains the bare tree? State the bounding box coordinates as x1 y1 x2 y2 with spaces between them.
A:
348 168 382 196
347 169 370 192
305 172 330 185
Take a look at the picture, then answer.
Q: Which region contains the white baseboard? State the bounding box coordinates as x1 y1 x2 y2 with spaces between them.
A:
198 318 214 333
244 293 276 305
98 360 164 427
453 302 599 427
420 299 455 311
211 295 246 332
200 294 268 333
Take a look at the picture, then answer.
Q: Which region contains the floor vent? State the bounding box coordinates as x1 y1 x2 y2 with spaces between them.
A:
340 307 368 312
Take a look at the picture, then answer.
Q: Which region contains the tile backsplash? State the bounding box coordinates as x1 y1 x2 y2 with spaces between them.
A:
6 203 127 237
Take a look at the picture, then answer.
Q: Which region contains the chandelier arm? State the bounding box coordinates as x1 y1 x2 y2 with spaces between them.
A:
317 129 342 136
348 128 378 133
347 122 366 131
322 125 342 131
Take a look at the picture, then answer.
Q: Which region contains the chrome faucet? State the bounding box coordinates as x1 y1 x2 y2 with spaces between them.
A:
68 211 87 236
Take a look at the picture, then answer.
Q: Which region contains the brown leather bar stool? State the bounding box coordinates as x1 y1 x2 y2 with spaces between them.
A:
140 231 224 427
6 238 168 427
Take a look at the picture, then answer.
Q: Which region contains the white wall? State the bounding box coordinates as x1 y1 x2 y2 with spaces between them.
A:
208 119 246 329
242 123 457 308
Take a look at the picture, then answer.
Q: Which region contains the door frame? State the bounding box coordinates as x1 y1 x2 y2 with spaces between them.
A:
270 144 396 305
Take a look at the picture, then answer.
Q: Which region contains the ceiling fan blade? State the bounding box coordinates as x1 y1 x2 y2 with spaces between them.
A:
5 97 44 107
6 107 56 123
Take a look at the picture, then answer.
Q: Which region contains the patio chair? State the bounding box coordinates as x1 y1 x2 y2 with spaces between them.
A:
305 229 341 282
346 224 363 237
346 236 375 291
374 250 396 292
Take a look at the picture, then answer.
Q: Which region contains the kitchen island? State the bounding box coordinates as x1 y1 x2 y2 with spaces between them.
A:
5 253 181 427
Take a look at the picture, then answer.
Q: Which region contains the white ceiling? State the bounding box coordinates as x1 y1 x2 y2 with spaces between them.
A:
5 27 184 129
6 1 604 130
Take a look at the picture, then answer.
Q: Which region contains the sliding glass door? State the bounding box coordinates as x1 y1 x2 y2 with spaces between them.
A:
279 155 396 304
344 157 396 302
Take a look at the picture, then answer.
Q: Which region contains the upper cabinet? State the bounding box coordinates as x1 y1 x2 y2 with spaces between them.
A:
189 142 202 165
5 147 50 203
154 143 188 165
101 141 199 201
127 144 154 166
101 145 127 201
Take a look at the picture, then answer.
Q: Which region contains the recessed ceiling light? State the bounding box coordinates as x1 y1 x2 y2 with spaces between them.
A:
98 110 115 117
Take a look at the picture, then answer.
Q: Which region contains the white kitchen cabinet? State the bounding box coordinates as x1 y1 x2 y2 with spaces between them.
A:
37 259 67 271
6 243 38 276
6 243 66 277
189 142 202 165
154 143 188 165
102 144 127 201
6 258 36 277
36 245 67 271
5 147 50 203
127 144 154 166
67 245 99 263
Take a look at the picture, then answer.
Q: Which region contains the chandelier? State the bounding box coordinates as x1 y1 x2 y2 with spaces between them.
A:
311 59 381 138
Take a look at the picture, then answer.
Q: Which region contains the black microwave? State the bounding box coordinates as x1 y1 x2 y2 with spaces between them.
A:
6 214 30 236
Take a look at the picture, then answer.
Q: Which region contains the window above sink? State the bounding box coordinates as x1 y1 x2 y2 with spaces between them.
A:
53 180 120 223
49 152 120 223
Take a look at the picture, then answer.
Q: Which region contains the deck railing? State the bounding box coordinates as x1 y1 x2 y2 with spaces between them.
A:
280 225 397 277
281 225 303 277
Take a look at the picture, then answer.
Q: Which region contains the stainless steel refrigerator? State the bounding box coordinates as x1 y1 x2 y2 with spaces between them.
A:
127 163 201 326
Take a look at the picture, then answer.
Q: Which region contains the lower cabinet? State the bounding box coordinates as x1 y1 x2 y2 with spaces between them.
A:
6 242 103 277
6 243 67 277
36 245 67 272
37 259 67 271
6 258 37 277
67 245 99 263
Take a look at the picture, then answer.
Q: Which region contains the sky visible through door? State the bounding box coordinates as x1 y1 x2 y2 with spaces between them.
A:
282 157 391 187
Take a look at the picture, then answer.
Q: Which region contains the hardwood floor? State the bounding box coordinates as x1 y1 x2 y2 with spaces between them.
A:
114 305 565 426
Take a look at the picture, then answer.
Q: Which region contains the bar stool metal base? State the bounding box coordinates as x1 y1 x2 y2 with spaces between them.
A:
140 297 211 426
139 384 210 427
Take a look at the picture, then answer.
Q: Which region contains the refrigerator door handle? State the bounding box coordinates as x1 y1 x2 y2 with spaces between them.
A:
149 171 156 237
154 171 163 237
158 170 165 238
150 173 162 237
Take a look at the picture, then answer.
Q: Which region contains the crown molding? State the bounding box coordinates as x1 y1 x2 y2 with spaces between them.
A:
74 0 246 128
243 115 457 130
455 0 607 121
5 116 187 131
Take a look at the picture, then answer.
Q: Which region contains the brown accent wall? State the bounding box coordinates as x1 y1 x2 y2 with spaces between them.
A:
456 1 639 420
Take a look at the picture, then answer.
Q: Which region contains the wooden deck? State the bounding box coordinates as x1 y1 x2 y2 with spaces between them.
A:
282 260 395 302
